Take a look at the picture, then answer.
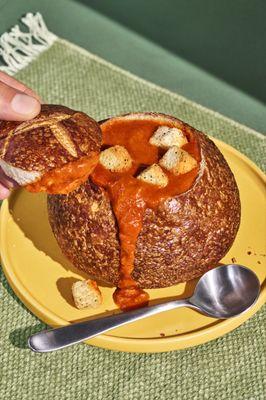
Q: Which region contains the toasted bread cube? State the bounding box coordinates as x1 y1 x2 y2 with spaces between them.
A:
137 164 168 188
149 126 188 149
159 146 197 175
159 146 181 173
99 145 132 172
72 279 103 309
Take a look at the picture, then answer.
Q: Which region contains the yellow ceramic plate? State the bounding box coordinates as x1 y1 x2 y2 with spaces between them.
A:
0 139 265 353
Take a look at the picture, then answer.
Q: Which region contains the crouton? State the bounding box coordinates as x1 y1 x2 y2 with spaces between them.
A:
99 145 132 172
159 146 197 175
137 164 168 188
149 126 188 149
72 279 103 309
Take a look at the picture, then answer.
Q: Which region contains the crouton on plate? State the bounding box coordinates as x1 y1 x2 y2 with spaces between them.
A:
72 279 103 309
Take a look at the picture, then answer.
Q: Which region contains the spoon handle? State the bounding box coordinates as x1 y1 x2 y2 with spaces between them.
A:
28 299 191 352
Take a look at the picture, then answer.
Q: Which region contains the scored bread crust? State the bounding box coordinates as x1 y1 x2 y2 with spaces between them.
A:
0 104 101 177
48 113 241 288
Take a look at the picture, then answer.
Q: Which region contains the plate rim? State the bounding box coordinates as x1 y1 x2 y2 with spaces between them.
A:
1 138 265 353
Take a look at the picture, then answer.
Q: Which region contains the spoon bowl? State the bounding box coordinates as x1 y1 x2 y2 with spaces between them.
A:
191 264 260 318
28 264 261 352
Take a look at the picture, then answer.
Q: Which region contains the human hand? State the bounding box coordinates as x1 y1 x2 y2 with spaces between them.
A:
0 72 41 199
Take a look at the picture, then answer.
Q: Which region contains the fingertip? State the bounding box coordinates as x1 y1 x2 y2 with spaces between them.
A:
11 94 41 120
0 185 10 200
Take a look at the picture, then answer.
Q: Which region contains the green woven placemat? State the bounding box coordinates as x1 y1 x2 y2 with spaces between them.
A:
0 21 266 400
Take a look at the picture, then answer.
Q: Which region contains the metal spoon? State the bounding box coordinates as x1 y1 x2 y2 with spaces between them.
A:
28 264 260 352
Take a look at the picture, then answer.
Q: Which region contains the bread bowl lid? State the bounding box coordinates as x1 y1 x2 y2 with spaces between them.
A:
0 104 102 173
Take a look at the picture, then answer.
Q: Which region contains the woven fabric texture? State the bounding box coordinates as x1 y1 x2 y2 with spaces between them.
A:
0 39 265 400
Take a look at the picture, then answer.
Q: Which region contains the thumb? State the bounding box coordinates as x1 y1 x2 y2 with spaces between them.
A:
0 80 41 121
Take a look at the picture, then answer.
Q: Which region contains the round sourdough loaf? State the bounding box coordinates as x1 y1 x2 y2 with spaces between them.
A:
48 113 241 288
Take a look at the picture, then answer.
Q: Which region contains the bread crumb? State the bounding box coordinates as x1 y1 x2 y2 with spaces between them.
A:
72 279 102 309
91 202 99 213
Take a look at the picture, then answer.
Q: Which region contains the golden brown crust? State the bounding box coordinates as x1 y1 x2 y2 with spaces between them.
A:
48 181 120 284
132 132 240 287
0 104 101 173
48 113 241 288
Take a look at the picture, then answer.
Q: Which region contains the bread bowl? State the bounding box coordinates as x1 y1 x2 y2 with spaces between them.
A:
0 104 101 193
48 112 241 310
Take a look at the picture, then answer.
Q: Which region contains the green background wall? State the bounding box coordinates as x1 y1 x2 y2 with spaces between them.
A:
82 0 266 103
